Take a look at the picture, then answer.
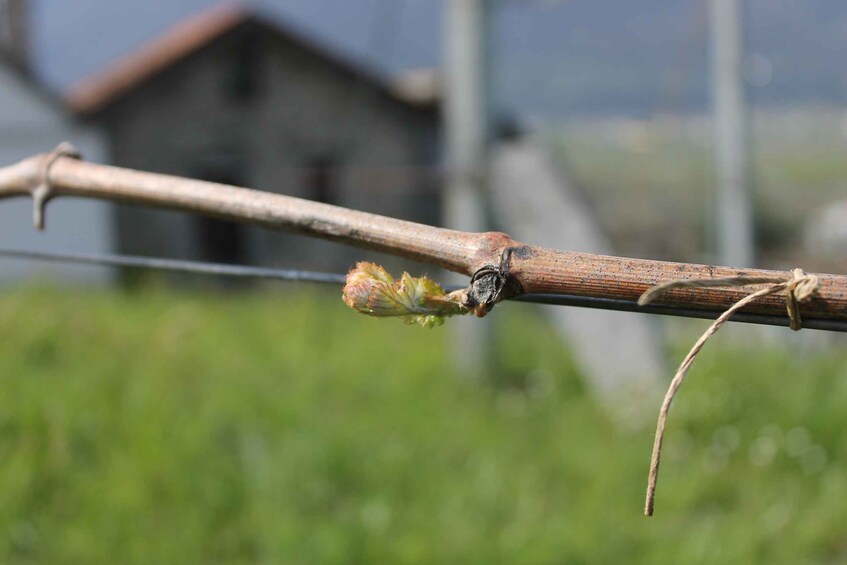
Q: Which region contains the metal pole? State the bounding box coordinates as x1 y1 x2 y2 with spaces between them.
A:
444 0 493 377
711 0 754 267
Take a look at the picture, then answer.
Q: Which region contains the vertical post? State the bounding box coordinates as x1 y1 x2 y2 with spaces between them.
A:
444 0 492 377
710 0 754 267
0 0 29 70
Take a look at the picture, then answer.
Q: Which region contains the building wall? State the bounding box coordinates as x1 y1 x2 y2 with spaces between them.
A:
0 63 111 284
102 23 440 273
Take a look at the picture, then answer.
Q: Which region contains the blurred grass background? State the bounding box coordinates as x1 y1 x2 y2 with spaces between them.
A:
0 285 845 563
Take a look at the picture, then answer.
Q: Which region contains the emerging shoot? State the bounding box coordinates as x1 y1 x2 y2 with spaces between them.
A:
342 262 469 328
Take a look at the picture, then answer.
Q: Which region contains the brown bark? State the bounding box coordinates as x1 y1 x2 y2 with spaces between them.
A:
0 149 845 323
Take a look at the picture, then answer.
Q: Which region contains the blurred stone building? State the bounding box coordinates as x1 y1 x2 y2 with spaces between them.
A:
67 3 441 272
0 0 111 283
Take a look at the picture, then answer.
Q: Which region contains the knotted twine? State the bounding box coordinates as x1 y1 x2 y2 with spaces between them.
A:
640 268 820 517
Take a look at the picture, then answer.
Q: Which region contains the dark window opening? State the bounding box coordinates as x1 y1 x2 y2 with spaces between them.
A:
224 34 262 103
306 156 337 205
197 216 245 264
195 169 247 265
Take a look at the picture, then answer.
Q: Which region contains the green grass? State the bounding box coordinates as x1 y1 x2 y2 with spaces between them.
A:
0 286 845 563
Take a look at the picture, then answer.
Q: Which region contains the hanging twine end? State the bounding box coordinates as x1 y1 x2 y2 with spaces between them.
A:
639 266 821 516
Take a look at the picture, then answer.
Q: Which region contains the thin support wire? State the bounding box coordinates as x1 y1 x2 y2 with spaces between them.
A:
0 247 844 333
0 248 345 285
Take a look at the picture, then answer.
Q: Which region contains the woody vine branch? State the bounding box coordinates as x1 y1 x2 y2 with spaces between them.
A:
0 144 846 324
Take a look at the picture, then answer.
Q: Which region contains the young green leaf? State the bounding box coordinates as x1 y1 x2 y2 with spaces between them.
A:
342 262 469 328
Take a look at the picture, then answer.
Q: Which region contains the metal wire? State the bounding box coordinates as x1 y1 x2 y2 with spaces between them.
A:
0 247 844 333
512 293 847 333
0 248 346 285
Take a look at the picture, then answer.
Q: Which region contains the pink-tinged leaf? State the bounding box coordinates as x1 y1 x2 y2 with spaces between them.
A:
341 278 379 311
341 262 469 327
346 262 393 286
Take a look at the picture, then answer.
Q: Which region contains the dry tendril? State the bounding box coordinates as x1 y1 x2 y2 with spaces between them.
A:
640 268 820 517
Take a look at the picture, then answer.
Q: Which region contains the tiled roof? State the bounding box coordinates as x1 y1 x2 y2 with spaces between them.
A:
66 2 437 116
